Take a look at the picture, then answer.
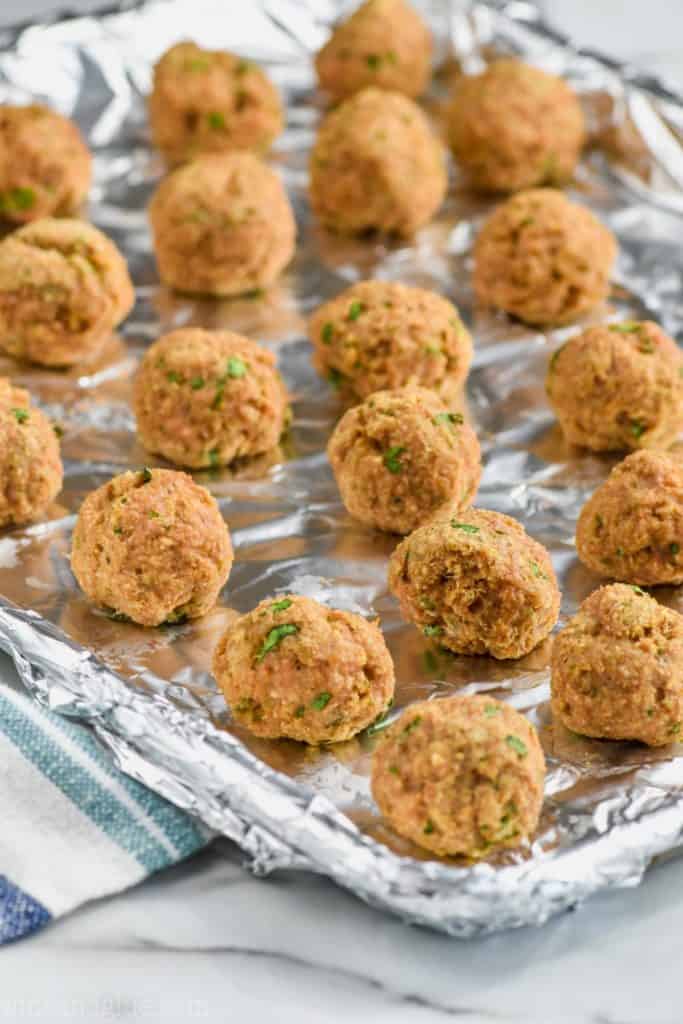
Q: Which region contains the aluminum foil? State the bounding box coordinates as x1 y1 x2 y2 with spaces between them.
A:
1 0 683 937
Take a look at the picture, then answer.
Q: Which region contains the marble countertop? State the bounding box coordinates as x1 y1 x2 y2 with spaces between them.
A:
2 2 683 1022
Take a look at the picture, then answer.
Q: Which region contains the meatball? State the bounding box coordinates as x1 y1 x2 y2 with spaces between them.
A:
328 387 480 534
473 188 616 326
148 41 283 166
309 87 447 236
0 104 91 224
149 152 296 296
212 594 395 744
576 451 683 586
315 0 432 102
372 695 545 858
308 280 472 402
0 378 62 528
388 507 560 659
448 60 585 193
134 328 288 470
546 321 683 452
71 468 233 627
0 219 134 367
551 583 683 746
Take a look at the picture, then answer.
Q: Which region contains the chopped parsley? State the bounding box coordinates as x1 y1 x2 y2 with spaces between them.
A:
328 368 344 391
530 561 548 580
311 691 332 711
451 521 479 534
190 376 205 390
270 598 293 613
207 111 226 130
423 819 436 835
402 715 422 736
388 764 399 775
256 623 299 663
630 419 646 439
670 543 680 558
294 705 306 718
383 445 405 474
141 467 153 484
227 357 247 378
347 300 364 321
484 705 501 717
366 54 381 69
166 370 183 384
630 585 647 596
609 321 640 333
434 411 464 429
0 187 35 212
10 408 29 424
321 322 334 344
423 625 442 637
506 735 528 757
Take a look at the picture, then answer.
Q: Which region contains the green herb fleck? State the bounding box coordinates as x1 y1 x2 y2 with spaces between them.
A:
256 623 299 663
549 344 566 372
484 705 501 717
423 819 436 835
506 734 528 757
630 419 646 439
321 322 334 344
366 54 381 69
10 408 29 424
328 368 344 391
616 547 624 557
530 561 548 580
609 321 640 333
388 764 399 775
53 423 64 439
383 445 405 474
294 704 306 718
270 598 293 613
451 521 479 534
402 715 422 736
347 300 364 321
149 510 160 519
630 585 647 596
227 357 247 378
113 525 123 535
434 411 464 429
207 111 226 130
423 625 442 637
670 722 681 736
311 691 332 711
208 448 220 468
141 467 153 484
0 187 35 212
670 543 680 558
190 376 205 390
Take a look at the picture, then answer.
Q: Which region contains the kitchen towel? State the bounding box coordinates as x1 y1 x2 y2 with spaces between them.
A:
0 675 209 943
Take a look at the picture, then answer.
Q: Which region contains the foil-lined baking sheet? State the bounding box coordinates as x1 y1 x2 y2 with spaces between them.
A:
1 0 683 936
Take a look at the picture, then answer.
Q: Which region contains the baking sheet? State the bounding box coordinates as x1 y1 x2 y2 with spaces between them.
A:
1 0 683 935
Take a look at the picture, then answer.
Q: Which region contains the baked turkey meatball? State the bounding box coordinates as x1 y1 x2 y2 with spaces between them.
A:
328 387 480 534
546 321 683 452
473 188 616 326
212 594 395 744
372 695 545 857
309 280 472 402
149 41 283 165
388 507 560 659
315 0 432 102
0 219 134 367
576 450 683 586
0 378 62 528
134 328 288 469
309 87 447 236
448 59 585 193
71 468 233 627
149 152 295 296
0 104 91 224
551 583 683 746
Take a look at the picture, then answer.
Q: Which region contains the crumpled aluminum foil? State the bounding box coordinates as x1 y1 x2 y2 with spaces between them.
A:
1 0 683 936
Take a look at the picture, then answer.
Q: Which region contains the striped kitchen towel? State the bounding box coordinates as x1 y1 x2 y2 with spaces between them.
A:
0 675 209 944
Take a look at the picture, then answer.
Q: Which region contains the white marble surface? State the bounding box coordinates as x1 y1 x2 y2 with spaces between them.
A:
1 2 683 1022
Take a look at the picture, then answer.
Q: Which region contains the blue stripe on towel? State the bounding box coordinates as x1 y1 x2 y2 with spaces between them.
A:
45 705 205 858
0 693 175 874
0 876 50 943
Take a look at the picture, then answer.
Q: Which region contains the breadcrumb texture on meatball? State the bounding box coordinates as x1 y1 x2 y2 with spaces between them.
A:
448 59 585 193
388 507 560 659
473 188 617 326
576 451 683 586
328 386 480 534
0 378 62 528
315 0 432 102
551 583 683 746
0 218 134 367
149 152 296 296
134 328 288 469
0 104 91 224
212 594 395 744
309 280 472 402
149 41 284 165
71 468 233 627
372 695 545 857
546 321 683 452
309 87 447 236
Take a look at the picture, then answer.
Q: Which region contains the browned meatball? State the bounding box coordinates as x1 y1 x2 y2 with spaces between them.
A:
0 104 91 223
212 594 395 744
134 328 288 470
576 451 683 586
71 468 233 627
328 387 480 534
309 87 447 236
308 280 472 402
149 41 284 165
448 60 585 193
372 695 545 857
0 219 134 367
473 189 617 326
315 0 432 102
546 321 683 452
388 507 560 659
149 153 296 296
0 378 62 527
551 583 683 746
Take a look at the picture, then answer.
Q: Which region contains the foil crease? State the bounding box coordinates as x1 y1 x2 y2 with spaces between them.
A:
0 0 682 936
